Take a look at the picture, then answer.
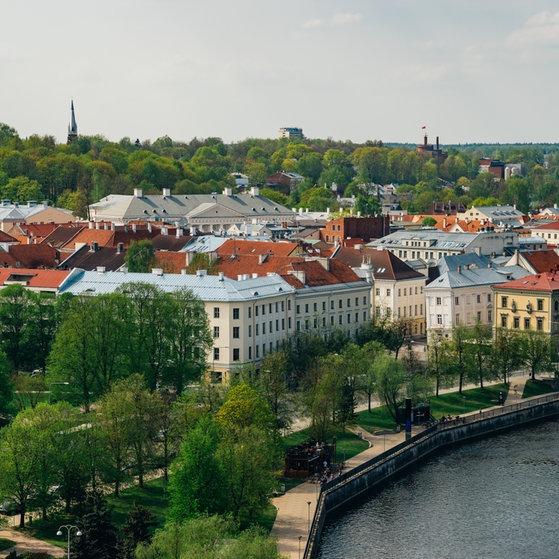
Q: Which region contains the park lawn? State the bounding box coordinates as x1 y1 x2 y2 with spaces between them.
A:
356 384 511 434
523 379 557 398
0 538 15 552
25 477 169 546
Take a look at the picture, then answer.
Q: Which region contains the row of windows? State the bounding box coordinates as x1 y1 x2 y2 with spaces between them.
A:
214 319 291 339
213 301 289 320
500 296 546 312
296 311 368 331
397 249 453 260
500 315 544 330
437 310 493 325
213 341 281 362
397 304 423 318
296 296 368 315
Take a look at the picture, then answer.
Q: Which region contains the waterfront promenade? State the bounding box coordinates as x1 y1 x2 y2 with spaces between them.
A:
271 375 530 559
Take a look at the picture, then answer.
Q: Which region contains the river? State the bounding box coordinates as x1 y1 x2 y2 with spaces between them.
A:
317 418 559 559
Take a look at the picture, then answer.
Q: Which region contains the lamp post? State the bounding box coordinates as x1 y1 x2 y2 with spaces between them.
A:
57 525 81 559
307 501 311 532
298 535 303 559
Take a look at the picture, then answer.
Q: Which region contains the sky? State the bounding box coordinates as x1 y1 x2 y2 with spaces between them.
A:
2 0 559 146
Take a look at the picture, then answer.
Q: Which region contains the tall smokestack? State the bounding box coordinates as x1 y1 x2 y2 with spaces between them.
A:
436 136 440 150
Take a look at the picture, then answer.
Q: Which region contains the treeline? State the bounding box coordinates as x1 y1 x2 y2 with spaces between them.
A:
2 122 559 217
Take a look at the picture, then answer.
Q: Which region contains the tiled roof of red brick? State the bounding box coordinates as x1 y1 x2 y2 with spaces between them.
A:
333 246 423 280
0 245 60 269
532 221 559 231
152 234 192 251
0 268 71 289
521 250 559 273
154 252 189 274
493 270 559 292
216 239 300 257
0 229 19 243
216 254 305 279
18 223 61 238
62 229 115 250
283 259 362 287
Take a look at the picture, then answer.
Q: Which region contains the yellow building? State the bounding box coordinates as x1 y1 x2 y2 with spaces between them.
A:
492 271 559 340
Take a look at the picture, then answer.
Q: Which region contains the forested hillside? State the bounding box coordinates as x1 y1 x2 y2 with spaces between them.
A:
1 122 559 218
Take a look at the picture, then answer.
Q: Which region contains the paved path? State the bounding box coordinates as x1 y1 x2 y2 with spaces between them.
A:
273 370 533 559
0 528 64 558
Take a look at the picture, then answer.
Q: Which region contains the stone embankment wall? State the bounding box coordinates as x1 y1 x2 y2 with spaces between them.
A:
305 393 559 559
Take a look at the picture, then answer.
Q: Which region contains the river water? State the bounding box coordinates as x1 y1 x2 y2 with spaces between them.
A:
317 419 559 559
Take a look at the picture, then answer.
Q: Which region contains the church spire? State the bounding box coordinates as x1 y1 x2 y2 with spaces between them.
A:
67 99 78 143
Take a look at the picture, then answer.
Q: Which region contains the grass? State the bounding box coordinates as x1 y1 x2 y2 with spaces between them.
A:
24 477 170 546
0 538 15 552
356 384 511 434
523 379 557 398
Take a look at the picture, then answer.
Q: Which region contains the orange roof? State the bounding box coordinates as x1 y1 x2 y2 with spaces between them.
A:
62 229 115 250
0 268 71 289
216 239 300 257
216 254 305 279
154 252 189 274
522 251 559 273
493 270 559 292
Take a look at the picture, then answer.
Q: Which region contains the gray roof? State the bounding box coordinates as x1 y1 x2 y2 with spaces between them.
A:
468 205 524 219
438 253 492 274
425 265 529 290
368 229 479 250
182 235 228 253
89 191 293 224
58 269 295 301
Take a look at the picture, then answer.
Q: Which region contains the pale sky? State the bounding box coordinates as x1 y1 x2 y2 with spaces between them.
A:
2 0 559 145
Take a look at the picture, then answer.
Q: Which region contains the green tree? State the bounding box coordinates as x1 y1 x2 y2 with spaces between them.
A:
118 504 156 559
519 331 552 380
372 352 406 423
125 240 155 273
491 329 523 385
169 415 225 519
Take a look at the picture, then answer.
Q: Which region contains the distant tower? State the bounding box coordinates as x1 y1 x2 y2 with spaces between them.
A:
67 100 78 143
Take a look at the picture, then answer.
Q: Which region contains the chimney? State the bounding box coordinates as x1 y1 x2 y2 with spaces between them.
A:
250 186 260 197
161 227 168 236
162 187 171 197
436 136 439 151
147 222 152 233
132 224 137 233
176 228 183 238
223 187 233 196
134 188 143 197
89 221 94 229
97 266 106 274
90 241 99 252
196 269 207 277
218 272 224 281
151 268 164 276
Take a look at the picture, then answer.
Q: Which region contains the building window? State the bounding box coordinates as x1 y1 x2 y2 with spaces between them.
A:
488 310 492 322
322 301 326 311
270 321 273 332
262 305 265 315
213 307 220 318
323 317 326 327
363 296 367 304
537 299 544 311
524 317 530 329
331 300 334 310
256 345 260 358
537 317 544 331
477 294 481 304
513 316 520 329
305 304 309 313
437 314 443 325
213 326 220 338
288 317 292 328
313 302 318 312
296 305 300 314
255 324 259 335
314 318 318 328
375 306 381 317
436 297 442 305
233 327 240 339
501 315 507 328
288 300 291 311
256 306 259 317
501 296 508 308
477 311 482 321
363 311 367 321
355 297 359 306
488 293 491 303
339 300 343 309
213 347 219 360
233 307 240 319
398 289 401 297
376 288 380 296
347 314 351 324
248 307 252 318
455 297 459 305
331 316 334 325
386 289 391 296
248 346 252 359
248 325 252 337
276 319 279 331
282 318 285 330
338 315 343 325
296 321 300 331
282 301 285 311
262 323 266 335
355 312 359 322
455 314 460 325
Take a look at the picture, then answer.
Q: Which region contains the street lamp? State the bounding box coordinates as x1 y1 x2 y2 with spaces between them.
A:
298 535 303 559
57 525 81 559
307 501 311 532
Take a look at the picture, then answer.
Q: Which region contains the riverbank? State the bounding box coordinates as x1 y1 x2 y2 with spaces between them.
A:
272 374 536 559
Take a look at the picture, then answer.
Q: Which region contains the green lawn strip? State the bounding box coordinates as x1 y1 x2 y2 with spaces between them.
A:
356 384 510 434
523 379 557 398
0 538 15 552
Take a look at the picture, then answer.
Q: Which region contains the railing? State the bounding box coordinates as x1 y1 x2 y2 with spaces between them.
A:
303 391 559 559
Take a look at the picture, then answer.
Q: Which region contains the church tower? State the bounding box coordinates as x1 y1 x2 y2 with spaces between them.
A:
67 100 78 143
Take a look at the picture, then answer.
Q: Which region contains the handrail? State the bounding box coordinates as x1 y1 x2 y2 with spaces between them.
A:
303 391 559 559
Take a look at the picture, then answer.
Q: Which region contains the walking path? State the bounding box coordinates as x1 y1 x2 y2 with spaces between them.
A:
0 528 64 558
273 371 533 559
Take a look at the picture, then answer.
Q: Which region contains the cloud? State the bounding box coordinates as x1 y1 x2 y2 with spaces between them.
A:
506 10 559 47
303 18 324 29
331 12 362 26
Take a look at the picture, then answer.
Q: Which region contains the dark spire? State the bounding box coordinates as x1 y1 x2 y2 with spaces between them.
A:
67 99 78 143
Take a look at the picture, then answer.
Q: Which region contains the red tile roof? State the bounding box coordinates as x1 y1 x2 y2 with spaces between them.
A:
521 250 559 273
216 239 300 257
0 245 60 269
493 270 559 292
0 268 71 289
